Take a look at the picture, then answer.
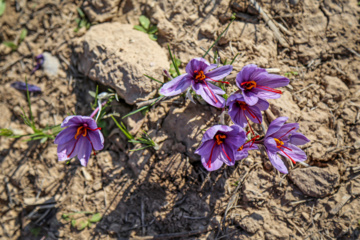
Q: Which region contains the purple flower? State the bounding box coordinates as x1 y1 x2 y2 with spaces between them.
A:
160 58 233 108
11 81 41 92
195 125 246 171
54 116 104 166
262 117 310 174
226 93 269 128
236 64 289 106
30 54 44 75
235 135 259 160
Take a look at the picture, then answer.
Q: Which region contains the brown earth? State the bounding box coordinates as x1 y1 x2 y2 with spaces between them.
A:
1 0 360 239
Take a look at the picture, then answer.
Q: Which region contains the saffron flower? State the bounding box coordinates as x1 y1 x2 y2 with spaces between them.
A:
236 64 289 106
11 81 41 92
55 116 104 166
226 93 269 129
262 117 310 174
160 58 233 108
195 125 246 171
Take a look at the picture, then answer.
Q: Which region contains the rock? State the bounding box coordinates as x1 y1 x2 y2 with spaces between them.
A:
323 76 349 101
82 0 121 23
75 23 168 105
238 213 264 234
42 52 60 76
162 102 219 160
289 166 340 197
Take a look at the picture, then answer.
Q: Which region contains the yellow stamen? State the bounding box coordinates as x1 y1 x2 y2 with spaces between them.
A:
274 138 284 147
215 134 226 145
195 70 206 81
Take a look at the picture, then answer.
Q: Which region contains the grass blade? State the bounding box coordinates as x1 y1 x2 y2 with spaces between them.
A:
202 14 236 58
168 45 181 76
144 74 163 84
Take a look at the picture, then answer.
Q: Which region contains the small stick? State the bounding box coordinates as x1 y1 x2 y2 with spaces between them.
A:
341 44 360 58
141 199 145 235
248 0 289 48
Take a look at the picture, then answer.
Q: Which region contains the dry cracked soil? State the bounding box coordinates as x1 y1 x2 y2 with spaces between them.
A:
1 0 360 239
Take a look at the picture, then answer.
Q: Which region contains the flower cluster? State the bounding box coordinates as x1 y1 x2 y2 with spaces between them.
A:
160 58 309 174
53 56 309 174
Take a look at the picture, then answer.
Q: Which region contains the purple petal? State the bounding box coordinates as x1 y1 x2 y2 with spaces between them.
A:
218 143 236 166
264 138 279 153
201 146 223 171
54 126 77 145
76 137 93 166
195 140 214 155
185 58 210 74
61 116 98 129
192 81 225 108
266 150 288 174
254 72 290 88
235 64 264 88
279 143 307 162
205 65 233 80
57 140 75 161
200 125 234 142
159 74 191 96
87 130 104 151
252 87 281 100
271 123 299 140
256 99 269 111
265 117 288 137
235 149 249 160
228 103 247 128
244 105 263 124
290 132 310 145
226 125 246 148
226 93 244 105
11 81 42 92
242 90 259 106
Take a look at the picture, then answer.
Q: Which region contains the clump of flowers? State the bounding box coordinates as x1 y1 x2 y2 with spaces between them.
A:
192 63 309 173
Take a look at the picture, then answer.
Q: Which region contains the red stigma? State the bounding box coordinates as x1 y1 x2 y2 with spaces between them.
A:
241 80 282 94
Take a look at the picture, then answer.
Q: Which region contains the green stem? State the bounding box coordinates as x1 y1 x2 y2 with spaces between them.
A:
25 77 35 130
168 45 181 76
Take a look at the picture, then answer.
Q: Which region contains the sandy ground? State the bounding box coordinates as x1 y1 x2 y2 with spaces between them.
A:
1 0 360 239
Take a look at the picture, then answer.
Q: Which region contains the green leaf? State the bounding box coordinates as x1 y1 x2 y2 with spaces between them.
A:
30 227 41 237
0 0 5 17
139 15 150 30
144 74 163 84
230 53 240 65
77 220 89 231
0 128 13 136
148 33 158 41
148 25 158 34
133 25 147 33
19 28 27 42
122 105 150 119
89 213 102 223
3 41 18 50
71 219 77 227
168 45 181 77
40 137 48 143
77 8 85 18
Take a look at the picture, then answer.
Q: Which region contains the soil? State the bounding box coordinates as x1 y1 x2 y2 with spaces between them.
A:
1 0 360 239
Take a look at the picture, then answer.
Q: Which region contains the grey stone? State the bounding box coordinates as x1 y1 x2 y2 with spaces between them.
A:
75 23 168 105
289 166 340 197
